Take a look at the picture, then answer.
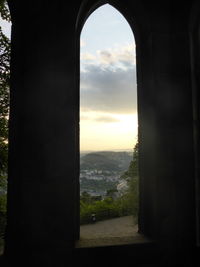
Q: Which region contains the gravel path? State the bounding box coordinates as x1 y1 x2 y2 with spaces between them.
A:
80 216 138 239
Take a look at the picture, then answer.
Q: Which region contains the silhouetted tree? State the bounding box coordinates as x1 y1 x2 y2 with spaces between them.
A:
0 0 10 243
0 0 10 185
121 142 139 217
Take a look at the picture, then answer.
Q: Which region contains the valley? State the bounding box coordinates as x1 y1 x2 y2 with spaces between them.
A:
80 151 132 197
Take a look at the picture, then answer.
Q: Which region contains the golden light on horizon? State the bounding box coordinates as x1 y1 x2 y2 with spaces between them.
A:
80 111 138 151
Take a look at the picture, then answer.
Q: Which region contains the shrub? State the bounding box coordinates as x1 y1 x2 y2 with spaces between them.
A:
80 195 136 225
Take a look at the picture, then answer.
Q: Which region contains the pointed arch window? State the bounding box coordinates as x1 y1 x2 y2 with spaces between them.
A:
78 4 139 245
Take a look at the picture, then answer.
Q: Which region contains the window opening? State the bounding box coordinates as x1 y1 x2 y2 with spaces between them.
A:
79 4 139 245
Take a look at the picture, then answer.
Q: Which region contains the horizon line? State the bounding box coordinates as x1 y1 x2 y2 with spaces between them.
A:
80 148 133 152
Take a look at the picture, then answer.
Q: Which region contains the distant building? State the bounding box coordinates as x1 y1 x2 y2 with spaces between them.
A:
117 180 128 195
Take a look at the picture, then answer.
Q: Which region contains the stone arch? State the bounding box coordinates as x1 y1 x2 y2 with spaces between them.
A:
76 1 139 238
76 0 144 44
3 2 198 265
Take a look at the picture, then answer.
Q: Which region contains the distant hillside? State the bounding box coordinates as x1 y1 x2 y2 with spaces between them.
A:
80 151 132 172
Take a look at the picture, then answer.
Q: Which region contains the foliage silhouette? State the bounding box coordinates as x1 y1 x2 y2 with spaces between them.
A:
0 0 10 246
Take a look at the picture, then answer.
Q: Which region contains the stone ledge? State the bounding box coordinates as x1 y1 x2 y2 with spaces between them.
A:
76 234 153 248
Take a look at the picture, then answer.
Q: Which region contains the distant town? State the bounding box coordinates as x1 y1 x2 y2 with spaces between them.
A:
80 151 132 197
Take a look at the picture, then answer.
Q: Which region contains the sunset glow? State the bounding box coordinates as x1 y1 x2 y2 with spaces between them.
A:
80 4 137 151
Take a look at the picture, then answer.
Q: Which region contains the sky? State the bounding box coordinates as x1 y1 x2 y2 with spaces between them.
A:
0 4 138 151
80 4 137 151
0 16 10 37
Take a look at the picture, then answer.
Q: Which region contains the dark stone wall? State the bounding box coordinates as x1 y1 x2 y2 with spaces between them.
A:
6 0 81 265
3 0 200 265
189 0 200 248
137 1 196 253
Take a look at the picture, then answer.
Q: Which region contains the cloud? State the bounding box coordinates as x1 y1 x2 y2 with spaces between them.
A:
81 43 136 70
80 111 121 123
80 63 137 114
98 50 114 64
97 44 136 67
80 52 96 61
94 116 120 123
80 43 137 114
